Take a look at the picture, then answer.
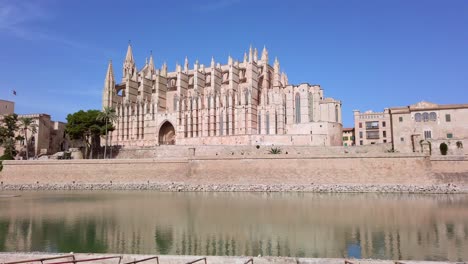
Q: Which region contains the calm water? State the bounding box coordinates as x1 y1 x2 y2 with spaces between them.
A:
0 191 467 261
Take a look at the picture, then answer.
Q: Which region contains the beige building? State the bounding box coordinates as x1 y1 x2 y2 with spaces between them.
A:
103 45 343 147
353 109 391 146
0 100 67 158
389 101 468 155
16 114 68 157
0 99 14 115
342 128 355 146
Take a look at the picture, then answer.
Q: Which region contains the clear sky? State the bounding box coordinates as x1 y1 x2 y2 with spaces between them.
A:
0 0 467 127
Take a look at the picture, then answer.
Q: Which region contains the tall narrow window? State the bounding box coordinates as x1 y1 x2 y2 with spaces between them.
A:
335 105 339 122
266 111 270 135
226 114 229 135
445 114 451 122
245 90 249 105
173 95 178 111
275 111 278 134
245 110 248 134
295 93 301 123
424 130 432 139
258 114 262 134
184 115 188 138
219 112 224 136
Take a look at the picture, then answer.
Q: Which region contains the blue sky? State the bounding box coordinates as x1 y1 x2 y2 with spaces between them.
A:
0 0 467 127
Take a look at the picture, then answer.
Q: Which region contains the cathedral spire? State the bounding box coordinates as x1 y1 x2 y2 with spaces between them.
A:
248 45 253 62
273 57 281 87
243 52 247 63
211 56 215 68
103 60 115 109
124 43 135 65
161 61 167 76
105 60 114 83
148 52 155 76
123 43 136 79
253 48 258 62
184 56 189 72
261 46 268 63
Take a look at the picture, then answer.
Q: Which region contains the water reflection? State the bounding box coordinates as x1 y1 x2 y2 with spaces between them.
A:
0 192 467 261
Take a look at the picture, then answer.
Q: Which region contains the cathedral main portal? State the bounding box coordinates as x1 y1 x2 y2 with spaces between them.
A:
158 121 176 145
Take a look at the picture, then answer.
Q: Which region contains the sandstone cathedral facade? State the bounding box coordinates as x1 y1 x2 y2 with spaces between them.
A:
103 44 343 147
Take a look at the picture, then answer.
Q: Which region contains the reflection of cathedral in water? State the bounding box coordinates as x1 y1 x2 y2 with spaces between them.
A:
1 193 467 261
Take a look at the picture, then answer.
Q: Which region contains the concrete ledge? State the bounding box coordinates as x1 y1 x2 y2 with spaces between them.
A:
0 252 458 264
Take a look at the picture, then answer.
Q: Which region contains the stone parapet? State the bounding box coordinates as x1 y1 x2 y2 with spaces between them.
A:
1 155 467 188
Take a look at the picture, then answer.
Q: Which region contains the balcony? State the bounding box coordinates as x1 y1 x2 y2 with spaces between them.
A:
365 121 380 130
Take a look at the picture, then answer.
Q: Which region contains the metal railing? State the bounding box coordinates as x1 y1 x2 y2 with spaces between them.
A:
3 255 76 264
244 258 254 264
185 257 207 264
47 256 122 264
122 257 159 264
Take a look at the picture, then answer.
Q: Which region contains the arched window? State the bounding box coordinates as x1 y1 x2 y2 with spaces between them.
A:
429 112 437 121
422 112 429 122
415 113 422 122
245 90 249 105
266 111 270 135
295 93 301 123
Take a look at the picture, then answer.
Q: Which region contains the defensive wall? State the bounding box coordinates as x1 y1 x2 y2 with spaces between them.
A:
1 154 468 189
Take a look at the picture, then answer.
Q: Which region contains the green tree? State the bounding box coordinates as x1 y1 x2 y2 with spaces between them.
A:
0 114 21 158
18 117 38 160
96 107 117 159
65 110 112 159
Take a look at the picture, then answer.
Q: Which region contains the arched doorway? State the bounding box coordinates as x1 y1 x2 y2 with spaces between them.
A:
158 121 176 145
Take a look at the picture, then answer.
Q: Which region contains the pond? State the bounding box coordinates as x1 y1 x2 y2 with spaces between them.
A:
0 191 467 261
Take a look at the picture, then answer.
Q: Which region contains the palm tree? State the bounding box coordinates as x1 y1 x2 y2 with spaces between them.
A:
19 117 37 160
97 107 117 159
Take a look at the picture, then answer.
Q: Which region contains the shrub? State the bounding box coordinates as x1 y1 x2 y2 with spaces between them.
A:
0 152 15 172
456 141 463 149
439 142 448 155
269 147 282 154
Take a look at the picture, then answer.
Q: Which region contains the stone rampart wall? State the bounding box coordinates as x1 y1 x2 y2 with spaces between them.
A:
1 155 467 187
